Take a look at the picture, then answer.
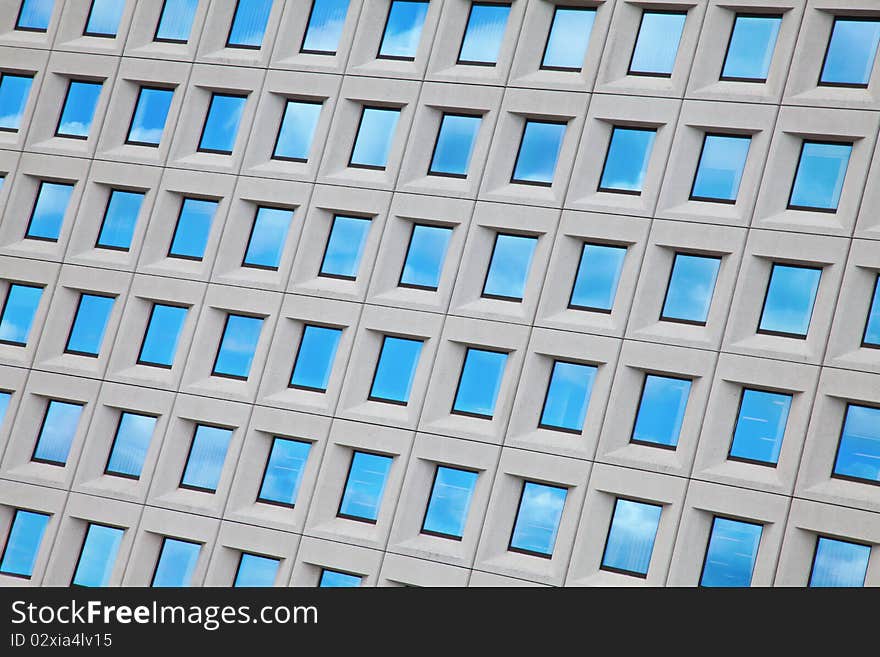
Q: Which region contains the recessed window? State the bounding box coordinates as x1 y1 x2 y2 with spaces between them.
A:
628 10 687 77
452 347 507 418
601 498 662 577
272 100 322 162
569 243 626 312
83 0 126 38
301 0 350 54
318 214 371 279
720 14 782 82
863 275 880 348
197 93 247 154
126 86 174 147
819 18 880 87
337 451 393 523
378 0 429 60
151 537 200 587
71 523 124 587
0 392 11 425
690 134 751 203
0 73 34 132
15 0 53 32
659 253 721 325
0 509 50 578
368 336 423 405
832 404 880 484
234 553 279 587
104 411 158 479
349 106 400 169
728 388 792 466
510 120 566 186
242 206 294 270
482 233 537 301
137 303 188 368
64 293 115 357
788 141 852 212
319 569 361 587
631 374 691 449
55 80 102 139
421 466 478 540
428 113 482 178
179 424 232 493
699 517 762 587
289 325 342 392
398 223 452 290
257 437 311 507
167 197 218 260
508 481 567 558
809 536 870 587
226 0 273 49
95 189 145 250
757 264 822 338
541 6 596 71
212 314 263 380
154 0 199 43
31 399 84 466
0 283 43 346
25 181 74 242
598 127 656 194
457 2 510 66
539 360 597 434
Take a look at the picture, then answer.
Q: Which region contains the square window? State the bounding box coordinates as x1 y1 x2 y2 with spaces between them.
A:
234 553 279 587
508 481 567 558
301 0 350 54
659 253 721 325
167 197 218 260
819 18 880 87
631 374 691 449
83 0 126 38
568 243 627 312
699 517 762 587
151 537 200 587
226 0 273 49
25 181 74 242
628 10 687 77
242 206 294 270
257 437 311 507
319 568 361 587
457 2 511 66
0 283 43 346
863 275 880 348
0 509 50 578
809 536 870 587
728 388 792 466
510 120 567 186
154 0 199 43
104 411 158 479
71 523 124 587
482 233 538 301
31 399 85 466
318 214 372 279
757 264 822 338
428 113 482 178
349 106 400 169
378 0 429 60
420 465 478 540
451 347 507 418
272 100 322 162
720 14 782 82
64 293 115 357
832 404 880 485
541 6 596 71
137 303 188 368
289 325 343 392
337 450 393 523
125 86 174 147
787 141 852 212
598 127 656 195
179 424 233 492
211 313 264 380
197 93 247 155
0 72 34 132
368 335 423 405
538 360 597 433
600 498 662 577
95 189 145 250
16 0 53 32
690 134 751 203
55 80 103 139
398 223 453 291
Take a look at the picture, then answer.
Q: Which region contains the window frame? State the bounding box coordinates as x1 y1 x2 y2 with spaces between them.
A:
718 12 784 84
224 0 271 50
135 302 188 369
103 410 159 480
93 188 144 252
317 213 372 281
233 551 280 587
860 273 880 350
396 222 453 292
726 386 792 468
688 132 751 204
240 204 295 271
566 241 627 314
450 346 508 419
196 92 248 155
299 0 348 55
455 1 512 67
599 496 663 578
427 111 483 180
150 536 201 587
697 514 763 588
287 323 343 392
817 16 880 89
124 84 174 148
538 5 595 73
830 401 880 487
536 358 596 434
508 118 568 187
153 0 195 44
70 521 125 587
255 436 313 508
480 231 538 302
629 373 692 451
210 312 263 381
347 104 401 171
0 71 35 134
335 449 393 525
318 567 362 587
177 423 233 493
418 464 479 541
0 509 50 579
0 282 44 346
597 126 657 196
808 534 871 587
82 0 125 39
506 479 568 559
15 0 52 33
30 399 85 467
270 98 323 163
166 195 217 262
755 262 823 339
376 0 429 62
657 252 722 326
54 78 102 140
24 180 74 243
626 8 688 78
366 334 424 406
786 139 853 214
62 291 116 357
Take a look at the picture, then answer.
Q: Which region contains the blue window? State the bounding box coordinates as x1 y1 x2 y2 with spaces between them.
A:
152 537 200 587
788 141 852 212
0 73 34 132
629 10 687 76
257 438 311 507
729 388 792 466
25 181 74 241
319 214 371 279
319 569 361 587
699 517 762 587
154 0 198 42
0 283 43 346
234 553 279 587
65 293 115 356
631 374 691 449
226 0 273 48
104 412 157 479
690 134 751 202
137 303 187 368
301 0 350 54
511 120 567 185
32 399 84 465
83 0 126 37
198 93 247 154
541 6 596 71
72 523 123 587
833 404 880 484
369 336 423 404
809 536 870 587
0 392 11 425
452 348 507 418
272 100 322 162
569 243 627 312
509 481 567 557
180 424 233 492
212 314 263 379
168 197 218 260
758 264 822 338
242 206 294 270
399 224 452 290
482 233 537 301
55 80 102 139
95 189 145 250
16 0 53 32
720 14 782 82
126 86 174 147
290 325 342 391
421 466 478 539
864 276 880 348
349 106 400 169
0 509 49 578
458 2 510 65
820 18 880 87
429 113 481 177
660 253 721 325
378 0 429 60
539 360 597 433
601 498 662 577
337 451 393 523
599 127 656 194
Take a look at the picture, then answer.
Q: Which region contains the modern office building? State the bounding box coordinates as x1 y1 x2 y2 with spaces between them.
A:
0 0 878 588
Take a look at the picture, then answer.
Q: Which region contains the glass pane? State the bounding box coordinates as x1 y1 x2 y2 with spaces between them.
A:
540 361 597 432
72 523 124 587
691 135 751 202
33 400 84 465
198 93 247 153
213 314 263 378
258 438 311 506
127 87 173 146
660 254 721 324
631 375 691 448
379 0 429 59
729 389 792 465
758 265 822 337
542 7 595 70
350 107 400 168
458 3 510 64
809 537 870 587
599 128 656 193
0 392 11 425
833 404 880 483
399 224 452 289
865 277 880 346
421 466 478 539
16 0 54 30
96 189 145 250
629 11 687 75
301 0 350 53
155 0 199 42
0 284 43 345
700 517 762 587
429 114 481 177
56 81 102 138
482 233 538 300
85 0 126 37
227 0 273 47
319 215 371 278
168 197 218 259
27 181 74 241
290 325 342 391
721 15 782 81
338 451 393 522
105 412 157 478
234 553 279 587
152 538 200 587
789 141 851 211
243 206 294 269
65 294 115 356
601 498 662 576
511 121 566 184
570 244 626 311
452 348 507 417
0 74 34 131
273 100 322 161
820 19 880 86
509 482 567 556
369 336 422 403
138 304 187 367
0 510 49 577
181 424 233 492
319 569 361 587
